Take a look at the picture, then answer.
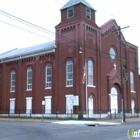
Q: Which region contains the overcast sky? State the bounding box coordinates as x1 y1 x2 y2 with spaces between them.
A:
0 0 139 67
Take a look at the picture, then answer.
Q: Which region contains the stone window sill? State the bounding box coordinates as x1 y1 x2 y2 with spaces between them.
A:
45 87 51 89
66 85 73 88
26 89 32 91
87 85 96 88
131 91 136 93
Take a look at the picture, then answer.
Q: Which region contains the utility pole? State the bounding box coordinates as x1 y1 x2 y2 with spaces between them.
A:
119 26 125 123
113 26 129 123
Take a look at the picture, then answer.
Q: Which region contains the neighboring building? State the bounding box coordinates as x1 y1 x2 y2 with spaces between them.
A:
0 0 139 117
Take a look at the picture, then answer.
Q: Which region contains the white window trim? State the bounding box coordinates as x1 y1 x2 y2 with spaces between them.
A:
10 91 15 93
26 97 32 114
44 96 52 99
87 85 96 88
27 85 32 90
86 7 91 20
44 96 52 114
10 89 15 92
66 85 73 87
27 68 32 91
26 97 33 100
45 65 52 89
9 98 15 114
26 89 32 91
88 60 93 85
131 91 136 93
67 6 74 19
65 94 74 114
10 71 16 92
66 61 73 87
130 71 134 92
9 98 15 101
45 87 51 89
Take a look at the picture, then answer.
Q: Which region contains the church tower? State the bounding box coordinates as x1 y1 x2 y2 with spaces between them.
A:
55 0 98 45
54 0 101 113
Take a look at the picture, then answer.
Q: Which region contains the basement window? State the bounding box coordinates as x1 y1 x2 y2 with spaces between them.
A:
67 7 74 19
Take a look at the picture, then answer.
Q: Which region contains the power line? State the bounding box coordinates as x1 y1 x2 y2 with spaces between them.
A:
0 10 94 47
87 0 114 17
0 16 118 61
53 0 65 5
0 20 54 41
0 10 55 37
0 10 139 70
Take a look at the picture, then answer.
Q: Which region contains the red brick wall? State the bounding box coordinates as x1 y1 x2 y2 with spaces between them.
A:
0 2 139 114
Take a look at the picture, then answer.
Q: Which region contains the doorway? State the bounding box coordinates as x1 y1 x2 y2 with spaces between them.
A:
110 87 118 114
88 96 94 117
131 99 135 116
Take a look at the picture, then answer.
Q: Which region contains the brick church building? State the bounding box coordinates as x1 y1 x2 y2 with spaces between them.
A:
0 0 139 117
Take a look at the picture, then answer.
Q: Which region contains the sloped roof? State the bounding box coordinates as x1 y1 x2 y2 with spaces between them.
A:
106 68 117 77
60 0 96 11
100 19 114 29
100 19 127 42
0 40 55 63
106 67 121 85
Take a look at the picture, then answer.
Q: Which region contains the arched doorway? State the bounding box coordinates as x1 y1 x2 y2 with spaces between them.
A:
88 96 94 117
110 87 118 114
131 99 135 116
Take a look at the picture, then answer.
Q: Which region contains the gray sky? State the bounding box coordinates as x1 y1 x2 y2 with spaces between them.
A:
0 0 139 67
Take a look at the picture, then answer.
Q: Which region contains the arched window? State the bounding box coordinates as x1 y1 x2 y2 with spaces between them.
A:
66 60 73 86
27 67 32 90
130 71 134 91
88 60 93 85
45 64 52 88
10 70 16 92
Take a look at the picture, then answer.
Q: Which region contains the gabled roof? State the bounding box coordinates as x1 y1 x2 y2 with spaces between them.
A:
60 0 96 11
106 67 121 85
100 19 138 49
0 40 55 63
100 19 126 42
100 19 115 29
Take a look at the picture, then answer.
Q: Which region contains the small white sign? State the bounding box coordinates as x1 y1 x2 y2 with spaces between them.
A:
69 96 79 106
42 101 45 105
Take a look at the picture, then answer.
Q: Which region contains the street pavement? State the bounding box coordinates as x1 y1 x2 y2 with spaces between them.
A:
0 119 140 140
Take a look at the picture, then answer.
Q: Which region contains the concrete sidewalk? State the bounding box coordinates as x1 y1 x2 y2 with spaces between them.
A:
52 120 121 126
100 117 140 123
52 118 140 126
0 117 139 125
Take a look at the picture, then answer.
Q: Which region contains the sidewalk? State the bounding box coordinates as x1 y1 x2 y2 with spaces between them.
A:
0 117 139 125
0 118 54 123
101 117 140 123
52 120 121 126
52 118 140 126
